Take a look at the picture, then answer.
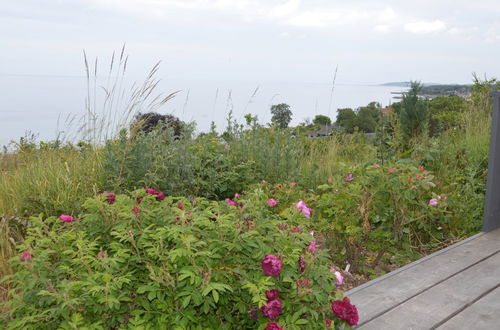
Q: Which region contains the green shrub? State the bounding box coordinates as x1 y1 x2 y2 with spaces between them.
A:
2 189 353 329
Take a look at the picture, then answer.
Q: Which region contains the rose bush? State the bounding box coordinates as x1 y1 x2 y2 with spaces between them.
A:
2 188 354 329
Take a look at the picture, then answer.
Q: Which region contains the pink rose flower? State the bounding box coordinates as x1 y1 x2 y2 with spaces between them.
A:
265 322 283 330
262 255 282 277
225 198 237 207
59 214 74 223
266 198 278 207
344 174 354 182
261 299 282 320
308 241 316 254
296 200 312 218
266 289 280 301
101 192 116 204
331 297 359 326
20 251 31 262
145 188 165 201
429 198 438 207
335 271 344 286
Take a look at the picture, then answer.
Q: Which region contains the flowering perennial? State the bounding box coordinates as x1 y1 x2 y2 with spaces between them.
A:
261 255 282 277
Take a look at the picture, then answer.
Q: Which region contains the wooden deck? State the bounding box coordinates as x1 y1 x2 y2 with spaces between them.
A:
346 228 500 329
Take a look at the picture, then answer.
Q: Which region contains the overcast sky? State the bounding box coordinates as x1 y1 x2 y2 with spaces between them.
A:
1 0 499 84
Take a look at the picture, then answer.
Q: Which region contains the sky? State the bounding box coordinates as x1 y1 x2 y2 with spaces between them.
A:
1 0 499 84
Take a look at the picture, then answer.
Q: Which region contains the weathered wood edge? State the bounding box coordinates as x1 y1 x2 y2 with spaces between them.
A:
345 231 485 296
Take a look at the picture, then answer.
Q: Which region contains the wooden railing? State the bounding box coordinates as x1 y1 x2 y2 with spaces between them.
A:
483 91 500 232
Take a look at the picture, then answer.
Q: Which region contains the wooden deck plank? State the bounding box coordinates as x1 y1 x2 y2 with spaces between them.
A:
347 229 500 326
356 250 500 329
437 286 500 329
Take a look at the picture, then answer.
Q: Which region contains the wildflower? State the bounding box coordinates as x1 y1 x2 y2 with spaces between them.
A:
292 226 300 233
289 182 297 186
344 174 354 182
266 198 278 207
296 200 312 218
418 165 425 171
388 167 397 174
429 198 438 207
335 271 344 286
327 177 333 183
262 255 282 277
225 198 237 207
136 198 143 204
261 299 282 320
177 202 184 210
59 214 74 223
372 163 381 167
415 175 423 180
234 193 240 199
186 211 193 216
266 289 280 301
424 182 432 185
308 241 316 254
331 297 359 326
439 195 447 200
265 322 283 330
325 319 333 327
298 255 306 272
20 251 31 262
132 206 140 214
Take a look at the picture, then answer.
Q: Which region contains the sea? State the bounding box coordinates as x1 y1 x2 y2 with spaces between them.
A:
0 74 407 147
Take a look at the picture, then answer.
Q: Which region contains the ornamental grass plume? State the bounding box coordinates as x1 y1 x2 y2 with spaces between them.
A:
262 255 282 277
59 214 75 223
331 297 359 326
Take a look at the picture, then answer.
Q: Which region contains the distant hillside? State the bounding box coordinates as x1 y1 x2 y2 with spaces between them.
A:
420 84 471 97
381 82 411 87
381 82 471 98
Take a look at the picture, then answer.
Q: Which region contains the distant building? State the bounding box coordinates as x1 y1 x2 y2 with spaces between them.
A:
304 125 342 138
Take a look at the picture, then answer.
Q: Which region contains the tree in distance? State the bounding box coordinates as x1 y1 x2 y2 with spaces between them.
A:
312 114 332 127
270 103 293 129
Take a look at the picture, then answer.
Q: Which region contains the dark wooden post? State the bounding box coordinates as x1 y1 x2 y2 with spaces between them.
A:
483 91 500 232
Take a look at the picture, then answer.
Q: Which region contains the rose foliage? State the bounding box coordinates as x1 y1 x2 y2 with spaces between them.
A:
2 188 351 329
